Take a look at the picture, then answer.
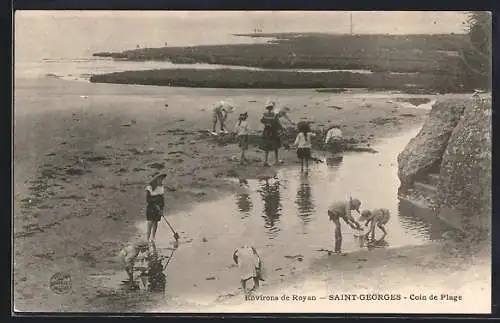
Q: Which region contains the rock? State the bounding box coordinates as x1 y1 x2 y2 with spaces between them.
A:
436 99 491 234
205 276 216 281
397 99 471 189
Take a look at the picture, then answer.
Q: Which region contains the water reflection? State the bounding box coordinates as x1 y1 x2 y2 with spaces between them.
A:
398 198 450 240
295 173 315 224
326 155 344 168
257 177 282 239
234 178 253 217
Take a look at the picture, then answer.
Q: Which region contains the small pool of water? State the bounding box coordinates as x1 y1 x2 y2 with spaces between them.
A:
131 127 454 306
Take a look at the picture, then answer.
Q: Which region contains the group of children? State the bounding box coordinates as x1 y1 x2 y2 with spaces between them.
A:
116 99 388 293
212 99 344 170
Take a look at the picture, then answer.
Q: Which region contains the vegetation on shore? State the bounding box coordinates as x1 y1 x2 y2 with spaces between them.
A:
93 33 467 75
91 15 490 91
89 68 464 92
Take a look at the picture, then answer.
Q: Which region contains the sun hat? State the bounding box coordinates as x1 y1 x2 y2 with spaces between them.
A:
265 100 276 109
135 240 150 249
149 173 167 186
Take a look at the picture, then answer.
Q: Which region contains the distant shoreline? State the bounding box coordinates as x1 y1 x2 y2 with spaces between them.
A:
90 33 474 92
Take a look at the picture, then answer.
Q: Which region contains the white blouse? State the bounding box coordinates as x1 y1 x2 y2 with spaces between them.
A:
145 185 165 196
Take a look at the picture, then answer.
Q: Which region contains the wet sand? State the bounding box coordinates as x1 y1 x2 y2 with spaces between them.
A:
14 77 464 312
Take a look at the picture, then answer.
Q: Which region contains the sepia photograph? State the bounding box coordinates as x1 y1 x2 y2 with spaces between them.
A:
13 10 491 314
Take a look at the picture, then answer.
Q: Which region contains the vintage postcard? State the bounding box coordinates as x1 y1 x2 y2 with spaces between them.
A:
13 11 491 314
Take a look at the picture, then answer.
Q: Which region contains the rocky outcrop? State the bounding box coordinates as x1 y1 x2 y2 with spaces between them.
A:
436 99 491 234
397 99 472 189
398 96 491 234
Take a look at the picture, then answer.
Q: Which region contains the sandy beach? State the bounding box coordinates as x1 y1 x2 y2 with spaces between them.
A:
14 77 480 312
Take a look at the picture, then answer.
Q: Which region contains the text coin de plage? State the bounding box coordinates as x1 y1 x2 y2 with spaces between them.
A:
244 294 464 302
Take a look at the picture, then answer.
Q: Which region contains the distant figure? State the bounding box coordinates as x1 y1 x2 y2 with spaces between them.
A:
260 100 283 166
232 245 264 292
212 100 236 134
276 106 294 127
359 208 390 241
118 241 151 283
327 198 363 254
324 125 344 154
234 112 250 164
294 121 316 173
145 173 167 242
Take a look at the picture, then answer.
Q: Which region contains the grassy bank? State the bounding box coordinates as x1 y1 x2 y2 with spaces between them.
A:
93 33 467 75
89 68 464 92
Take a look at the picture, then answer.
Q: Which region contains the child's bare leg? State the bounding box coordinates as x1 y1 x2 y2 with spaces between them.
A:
151 221 158 241
378 224 387 240
212 116 218 132
146 220 153 241
334 220 342 253
252 277 260 290
126 267 134 282
274 149 279 164
300 158 304 172
241 279 247 292
264 151 269 165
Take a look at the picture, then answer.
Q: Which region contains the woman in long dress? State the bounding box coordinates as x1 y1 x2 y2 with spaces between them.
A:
260 100 283 166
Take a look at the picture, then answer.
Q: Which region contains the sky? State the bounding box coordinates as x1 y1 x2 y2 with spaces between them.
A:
15 11 471 61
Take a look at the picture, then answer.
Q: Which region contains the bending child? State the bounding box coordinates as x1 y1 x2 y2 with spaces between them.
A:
212 100 236 134
233 245 264 293
359 208 390 241
327 198 363 254
117 241 151 283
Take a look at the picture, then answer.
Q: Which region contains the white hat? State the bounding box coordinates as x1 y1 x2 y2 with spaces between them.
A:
265 100 276 109
219 100 236 112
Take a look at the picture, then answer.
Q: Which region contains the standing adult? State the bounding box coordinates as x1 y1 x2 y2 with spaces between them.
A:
327 197 363 254
145 173 167 242
260 100 283 166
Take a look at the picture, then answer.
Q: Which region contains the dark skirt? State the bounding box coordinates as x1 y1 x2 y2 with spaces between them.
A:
261 129 281 151
297 148 312 160
146 204 163 222
238 135 249 150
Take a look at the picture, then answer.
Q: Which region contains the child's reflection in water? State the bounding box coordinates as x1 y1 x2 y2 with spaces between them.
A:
258 176 282 234
295 173 315 224
236 178 253 215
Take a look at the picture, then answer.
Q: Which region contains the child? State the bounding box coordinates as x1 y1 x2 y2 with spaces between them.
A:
212 100 236 134
324 124 344 154
327 197 363 254
359 208 390 241
117 241 151 283
276 106 295 127
234 112 250 165
145 174 166 242
232 245 264 293
294 121 316 173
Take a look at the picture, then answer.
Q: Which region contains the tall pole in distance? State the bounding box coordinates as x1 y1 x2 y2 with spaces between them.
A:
350 12 353 35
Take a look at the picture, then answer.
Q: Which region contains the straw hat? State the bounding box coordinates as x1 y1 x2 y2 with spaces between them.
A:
149 173 167 186
265 100 276 109
219 100 236 112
